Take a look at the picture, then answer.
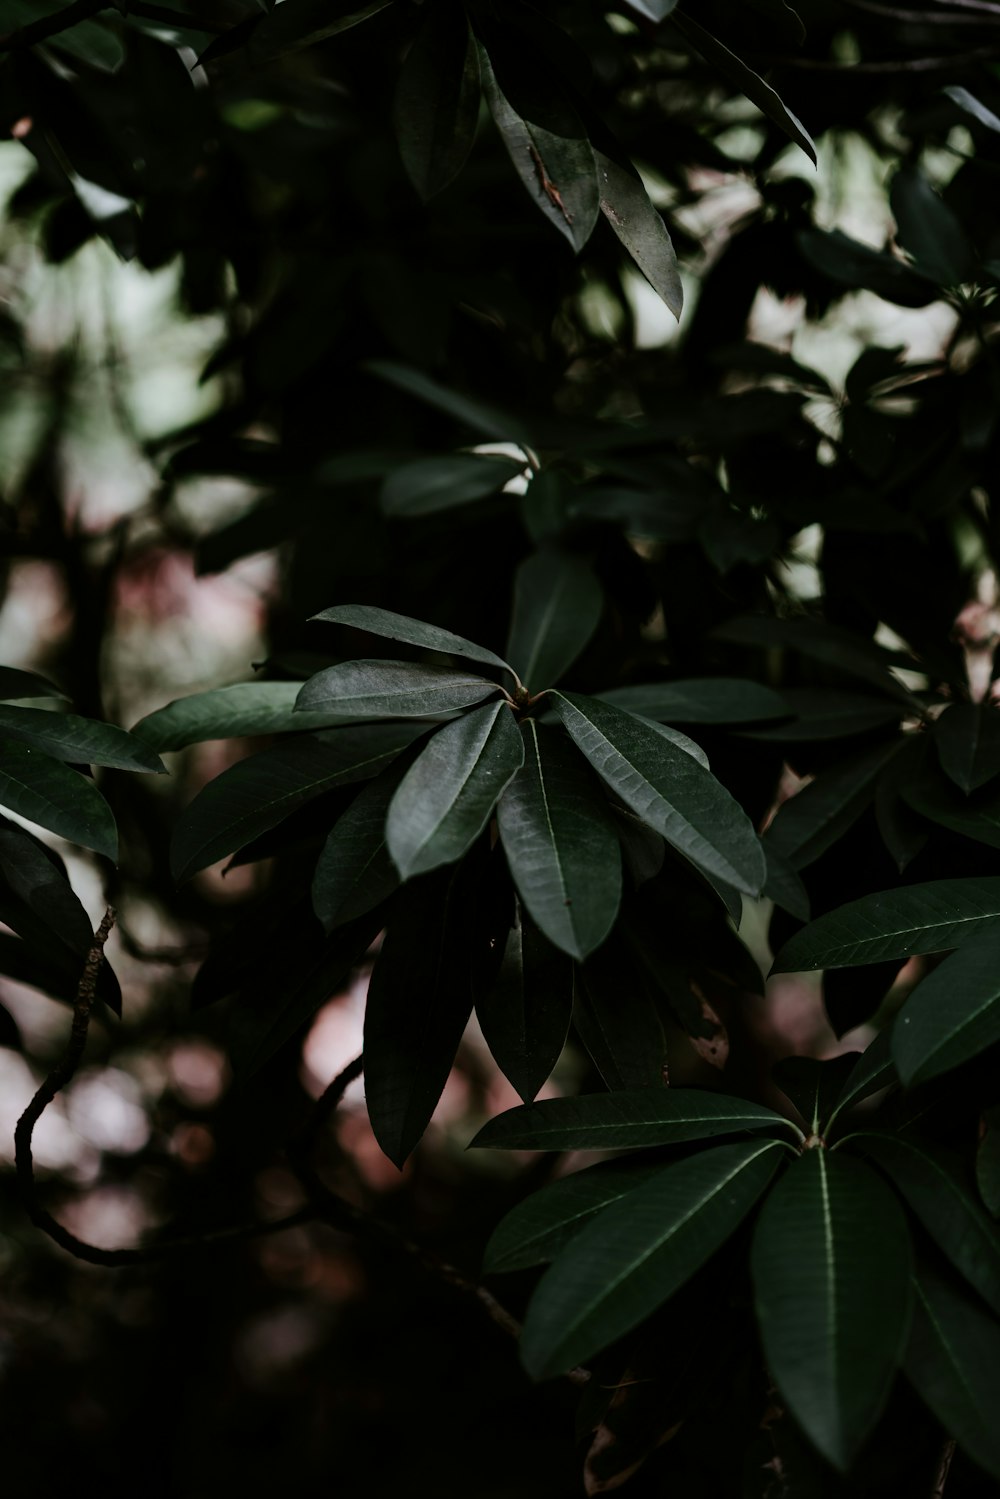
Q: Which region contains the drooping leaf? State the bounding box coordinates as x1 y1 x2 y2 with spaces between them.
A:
764 741 900 871
713 615 919 707
0 737 117 862
522 1139 786 1378
797 228 940 308
484 1159 664 1274
310 603 517 682
763 845 811 923
0 706 165 773
593 141 683 318
0 816 98 960
506 551 603 694
380 453 523 518
771 879 1000 973
0 666 65 702
574 938 667 1091
825 1028 896 1127
598 679 788 725
857 1134 1000 1316
670 13 816 164
311 761 408 931
295 660 502 719
890 168 976 288
363 360 530 443
171 724 424 881
476 904 574 1102
363 865 478 1166
741 689 902 741
470 1086 798 1152
933 701 1000 793
0 930 121 1016
479 41 600 254
386 700 523 879
904 1263 1000 1480
394 2 481 201
875 735 931 872
132 681 350 750
751 1150 913 1471
550 692 766 897
228 0 392 63
892 928 1000 1087
496 720 622 961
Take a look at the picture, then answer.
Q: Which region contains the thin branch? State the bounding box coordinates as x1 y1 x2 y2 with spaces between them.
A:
931 1438 957 1498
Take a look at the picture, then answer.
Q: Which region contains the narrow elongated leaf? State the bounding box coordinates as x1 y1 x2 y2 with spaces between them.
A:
763 845 811 922
311 761 407 930
574 938 666 1090
295 660 501 718
892 928 1000 1086
903 757 1000 849
496 720 622 960
946 85 1000 136
380 453 522 518
875 735 930 872
171 724 423 881
598 679 788 725
479 43 600 254
522 1140 785 1377
387 700 523 879
933 702 1000 793
484 1159 664 1274
857 1135 1000 1316
0 817 96 959
363 360 530 443
713 615 919 707
670 13 816 164
742 689 901 741
550 692 766 897
826 1028 896 1126
470 1086 798 1152
979 1107 1000 1219
0 706 165 774
310 603 517 681
771 878 1000 973
394 2 480 200
243 0 391 61
364 866 477 1166
764 741 899 871
0 738 117 861
132 682 349 750
0 666 65 701
890 168 975 287
797 228 940 308
593 143 683 318
751 1150 913 1470
904 1263 1000 1479
506 551 603 693
476 904 573 1102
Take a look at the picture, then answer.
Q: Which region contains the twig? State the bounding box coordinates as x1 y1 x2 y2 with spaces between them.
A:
931 1438 956 1498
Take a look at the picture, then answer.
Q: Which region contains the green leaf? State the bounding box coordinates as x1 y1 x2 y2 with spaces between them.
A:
713 615 919 707
574 938 667 1090
0 737 117 861
764 741 900 871
479 42 600 254
310 603 517 682
857 1135 1000 1316
741 689 901 741
496 720 622 960
593 141 683 318
171 724 423 881
469 1086 798 1152
522 1139 785 1377
234 0 391 62
0 666 65 702
386 700 523 879
933 702 1000 793
0 816 98 959
890 168 976 287
380 453 523 518
364 866 477 1166
363 360 531 443
763 845 811 923
903 766 1000 851
476 904 573 1102
771 878 1000 973
979 1107 1000 1219
826 1028 896 1126
311 761 407 931
295 660 502 719
771 1055 861 1135
484 1159 664 1274
904 1263 1000 1480
875 735 930 872
132 681 350 750
394 1 480 200
670 13 816 164
550 692 766 897
0 706 165 774
751 1150 913 1470
597 679 788 725
506 551 603 694
892 928 1000 1086
797 227 940 308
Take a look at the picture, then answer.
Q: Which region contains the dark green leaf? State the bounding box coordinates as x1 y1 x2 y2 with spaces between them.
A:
470 1086 798 1152
0 666 65 702
771 1055 860 1135
295 660 502 719
132 681 350 750
797 228 940 308
550 692 766 897
751 1150 913 1470
496 720 622 961
764 741 900 871
310 603 517 681
380 453 523 518
574 939 666 1090
0 706 165 773
875 735 931 872
171 724 424 881
0 930 120 1016
236 0 392 62
891 168 976 287
713 615 919 707
386 700 523 879
476 904 573 1102
857 1134 1000 1316
933 701 1000 793
0 737 117 861
892 928 1000 1086
0 816 97 960
763 845 811 923
506 551 603 694
522 1139 785 1377
771 879 1000 973
741 689 901 741
826 1028 896 1126
484 1159 664 1273
394 2 480 200
598 679 788 725
363 360 531 443
311 761 407 931
594 141 682 318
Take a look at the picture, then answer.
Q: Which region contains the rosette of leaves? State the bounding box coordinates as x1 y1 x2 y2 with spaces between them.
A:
153 581 769 1165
